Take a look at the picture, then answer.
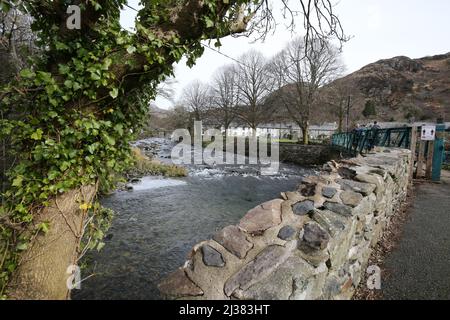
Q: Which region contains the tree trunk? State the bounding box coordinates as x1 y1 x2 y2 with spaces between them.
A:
301 124 309 145
251 126 257 138
6 184 97 300
338 115 343 134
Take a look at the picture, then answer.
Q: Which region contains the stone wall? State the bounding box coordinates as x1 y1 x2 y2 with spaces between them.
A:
222 138 347 166
158 148 412 300
279 144 350 166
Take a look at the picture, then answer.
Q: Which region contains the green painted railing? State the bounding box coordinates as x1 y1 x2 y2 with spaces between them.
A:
332 127 412 154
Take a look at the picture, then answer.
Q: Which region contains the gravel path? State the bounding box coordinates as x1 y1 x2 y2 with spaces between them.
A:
381 171 450 300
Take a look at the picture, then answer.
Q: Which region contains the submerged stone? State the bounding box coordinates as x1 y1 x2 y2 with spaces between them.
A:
158 268 203 299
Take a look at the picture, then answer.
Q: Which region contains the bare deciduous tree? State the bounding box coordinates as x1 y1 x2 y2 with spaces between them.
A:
234 50 274 136
181 80 211 122
0 8 36 78
270 37 343 144
322 81 352 133
208 64 239 135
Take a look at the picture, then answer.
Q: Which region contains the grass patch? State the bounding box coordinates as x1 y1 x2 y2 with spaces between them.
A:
274 139 299 144
129 148 187 178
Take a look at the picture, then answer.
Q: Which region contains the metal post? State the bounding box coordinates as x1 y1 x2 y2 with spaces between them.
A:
409 126 417 183
346 96 351 132
432 124 446 182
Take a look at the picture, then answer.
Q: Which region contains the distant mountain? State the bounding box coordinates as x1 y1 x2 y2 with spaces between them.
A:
320 52 450 123
149 104 170 118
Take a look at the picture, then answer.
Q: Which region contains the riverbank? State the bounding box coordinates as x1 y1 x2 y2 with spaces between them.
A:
73 138 317 300
115 147 187 192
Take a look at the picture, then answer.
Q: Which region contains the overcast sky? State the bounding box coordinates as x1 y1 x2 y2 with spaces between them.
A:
120 0 450 109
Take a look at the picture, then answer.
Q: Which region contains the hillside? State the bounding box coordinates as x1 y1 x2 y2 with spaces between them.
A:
318 52 450 123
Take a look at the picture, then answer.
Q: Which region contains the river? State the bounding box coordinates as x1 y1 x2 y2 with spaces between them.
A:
73 138 317 300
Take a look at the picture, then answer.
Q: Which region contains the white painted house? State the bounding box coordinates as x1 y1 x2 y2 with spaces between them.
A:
223 122 338 140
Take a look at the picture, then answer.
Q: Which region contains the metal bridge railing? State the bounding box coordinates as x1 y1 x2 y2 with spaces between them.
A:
332 127 412 154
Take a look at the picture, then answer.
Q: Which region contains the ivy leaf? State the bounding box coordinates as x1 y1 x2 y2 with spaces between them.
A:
126 45 137 54
90 72 101 81
48 111 58 119
49 98 58 107
31 129 43 140
12 176 24 187
64 80 73 88
87 144 96 154
205 17 214 28
47 171 59 181
20 68 35 79
55 42 70 51
38 222 50 234
59 161 71 171
73 82 82 91
114 124 124 136
16 243 28 251
109 88 119 99
97 242 105 251
102 134 116 146
58 64 70 74
107 159 115 168
102 58 112 70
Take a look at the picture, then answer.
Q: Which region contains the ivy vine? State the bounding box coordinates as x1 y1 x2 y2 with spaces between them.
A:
0 0 252 298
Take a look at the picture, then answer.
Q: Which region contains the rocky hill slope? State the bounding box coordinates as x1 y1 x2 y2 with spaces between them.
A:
320 52 450 123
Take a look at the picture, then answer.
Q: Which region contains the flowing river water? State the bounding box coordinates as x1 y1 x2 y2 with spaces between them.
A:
73 138 317 300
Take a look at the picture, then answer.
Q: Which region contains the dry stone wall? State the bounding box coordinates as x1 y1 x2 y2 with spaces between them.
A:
158 148 412 300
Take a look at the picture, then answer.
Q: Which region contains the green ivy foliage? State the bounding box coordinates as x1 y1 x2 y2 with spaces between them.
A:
0 0 253 296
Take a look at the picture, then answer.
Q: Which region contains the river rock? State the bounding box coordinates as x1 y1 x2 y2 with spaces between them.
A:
224 244 295 296
239 199 283 234
201 245 225 268
324 202 353 217
336 179 376 196
236 254 315 300
213 226 253 259
278 226 297 241
158 268 203 299
355 173 384 193
299 182 317 197
293 200 315 216
311 210 347 238
322 187 337 199
301 222 330 251
298 246 330 267
340 191 363 208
